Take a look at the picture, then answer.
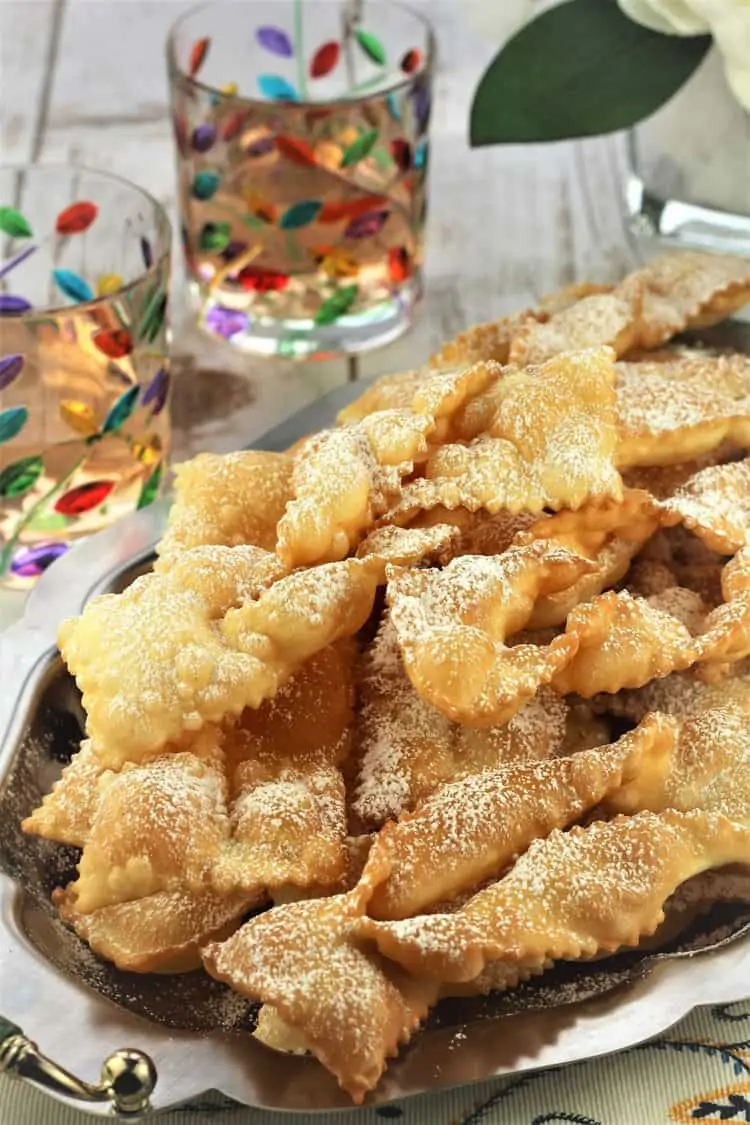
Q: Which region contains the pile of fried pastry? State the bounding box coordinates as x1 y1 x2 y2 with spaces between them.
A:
23 249 750 1103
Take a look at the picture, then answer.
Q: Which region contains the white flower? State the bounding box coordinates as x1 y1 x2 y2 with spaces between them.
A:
617 0 709 34
618 0 750 111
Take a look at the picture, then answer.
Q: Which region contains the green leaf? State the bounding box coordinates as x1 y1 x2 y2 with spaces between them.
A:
470 0 711 146
0 405 28 443
0 206 33 239
341 129 379 168
314 284 358 326
137 462 162 509
0 454 43 497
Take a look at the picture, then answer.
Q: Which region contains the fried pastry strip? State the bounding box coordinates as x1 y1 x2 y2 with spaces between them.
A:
276 409 432 566
593 660 750 725
626 250 750 346
352 616 568 827
54 884 257 973
22 739 105 847
663 459 750 555
213 641 356 894
694 547 750 668
61 553 379 766
615 354 750 469
356 522 460 567
388 542 594 726
360 809 750 982
364 713 676 920
508 292 640 366
391 348 621 519
155 451 292 567
515 490 663 628
430 313 534 369
203 855 436 1103
553 588 698 697
603 704 750 825
337 367 427 425
280 365 500 566
68 729 228 913
58 545 286 764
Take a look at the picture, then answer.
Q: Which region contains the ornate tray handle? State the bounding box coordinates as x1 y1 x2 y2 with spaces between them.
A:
0 1016 156 1117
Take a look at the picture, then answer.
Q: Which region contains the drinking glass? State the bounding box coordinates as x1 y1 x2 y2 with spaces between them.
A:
0 165 171 588
167 0 434 359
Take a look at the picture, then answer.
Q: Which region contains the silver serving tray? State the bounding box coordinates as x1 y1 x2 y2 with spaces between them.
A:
2 350 750 1118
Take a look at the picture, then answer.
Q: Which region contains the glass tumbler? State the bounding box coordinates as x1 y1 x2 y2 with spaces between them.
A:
167 0 434 359
0 165 171 588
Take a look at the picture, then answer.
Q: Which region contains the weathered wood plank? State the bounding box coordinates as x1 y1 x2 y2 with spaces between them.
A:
0 0 63 163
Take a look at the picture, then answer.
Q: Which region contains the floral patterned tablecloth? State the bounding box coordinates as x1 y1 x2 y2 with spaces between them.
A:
2 1001 749 1125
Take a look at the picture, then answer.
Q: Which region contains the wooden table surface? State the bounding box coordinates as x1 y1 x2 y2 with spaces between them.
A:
1 0 637 464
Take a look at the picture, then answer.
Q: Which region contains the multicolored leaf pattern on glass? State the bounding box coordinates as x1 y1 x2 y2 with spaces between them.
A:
0 406 29 444
314 283 358 325
0 294 32 315
54 479 116 516
96 273 124 297
102 385 140 434
257 74 299 101
55 200 98 235
199 221 232 251
53 269 94 304
60 400 99 438
139 289 168 342
222 110 248 143
205 306 249 339
276 135 317 166
189 36 210 77
237 265 289 292
256 25 294 56
192 170 221 200
132 434 162 465
0 453 43 497
92 328 132 359
400 48 422 74
221 239 249 262
0 245 37 283
141 367 170 415
310 40 340 78
10 541 68 578
319 195 386 224
341 129 379 167
245 133 276 157
25 511 71 533
192 123 218 152
137 462 162 509
280 200 322 229
344 209 389 239
0 354 24 391
354 28 387 66
0 206 33 239
414 140 428 169
391 138 412 171
388 246 411 283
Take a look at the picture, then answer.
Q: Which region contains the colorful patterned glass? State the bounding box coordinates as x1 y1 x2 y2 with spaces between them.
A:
167 0 434 359
0 165 171 588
